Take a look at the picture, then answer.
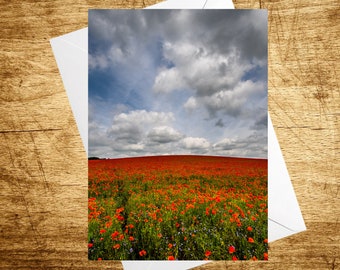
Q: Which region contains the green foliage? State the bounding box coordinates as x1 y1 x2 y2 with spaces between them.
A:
88 172 267 260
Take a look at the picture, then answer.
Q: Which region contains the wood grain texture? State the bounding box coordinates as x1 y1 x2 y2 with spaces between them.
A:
0 0 338 269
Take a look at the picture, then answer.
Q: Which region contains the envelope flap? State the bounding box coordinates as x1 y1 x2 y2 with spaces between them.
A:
268 114 306 239
50 33 88 152
52 28 88 52
146 0 207 9
204 0 234 8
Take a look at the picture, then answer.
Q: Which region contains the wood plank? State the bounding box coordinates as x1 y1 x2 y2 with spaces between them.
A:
0 0 339 269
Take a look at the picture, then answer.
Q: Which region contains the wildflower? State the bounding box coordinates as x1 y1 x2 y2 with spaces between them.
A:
228 245 235 254
139 250 147 256
111 231 119 240
248 237 255 243
247 226 253 232
263 238 268 243
264 252 268 260
113 244 120 249
168 243 173 249
99 229 106 234
97 258 102 261
168 255 175 260
88 243 93 248
129 236 135 241
205 250 212 257
116 215 124 221
232 255 238 261
116 207 124 214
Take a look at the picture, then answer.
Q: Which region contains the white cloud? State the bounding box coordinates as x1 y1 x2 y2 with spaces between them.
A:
112 110 174 126
152 41 250 97
181 137 210 150
152 67 186 93
183 96 197 111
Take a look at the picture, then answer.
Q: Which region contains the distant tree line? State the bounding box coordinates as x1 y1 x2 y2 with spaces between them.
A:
88 157 100 160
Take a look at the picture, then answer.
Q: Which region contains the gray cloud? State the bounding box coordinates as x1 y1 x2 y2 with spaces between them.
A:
213 132 267 158
184 80 266 118
252 112 268 130
147 126 183 144
215 119 224 128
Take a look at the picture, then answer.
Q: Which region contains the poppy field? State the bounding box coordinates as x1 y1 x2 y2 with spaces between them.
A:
88 155 268 261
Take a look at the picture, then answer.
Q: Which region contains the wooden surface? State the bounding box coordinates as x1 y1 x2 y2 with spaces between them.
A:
0 0 338 269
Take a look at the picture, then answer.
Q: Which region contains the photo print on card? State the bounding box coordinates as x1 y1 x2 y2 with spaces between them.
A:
88 9 268 261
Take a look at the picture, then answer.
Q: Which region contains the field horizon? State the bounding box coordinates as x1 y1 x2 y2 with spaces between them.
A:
88 154 268 162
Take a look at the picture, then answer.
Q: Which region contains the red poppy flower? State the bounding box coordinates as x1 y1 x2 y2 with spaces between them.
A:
129 236 134 241
168 243 173 249
168 256 175 260
248 237 255 243
97 258 102 261
116 207 124 214
263 252 268 260
139 250 147 256
247 226 253 232
113 244 120 249
232 256 238 261
88 243 93 248
111 231 119 240
100 229 106 234
228 245 235 254
205 250 212 257
105 221 112 228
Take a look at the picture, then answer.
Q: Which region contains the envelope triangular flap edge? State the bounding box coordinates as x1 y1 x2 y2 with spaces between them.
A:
50 28 89 153
268 113 306 242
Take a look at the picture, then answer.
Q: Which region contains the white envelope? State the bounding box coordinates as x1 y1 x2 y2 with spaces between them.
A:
50 0 306 268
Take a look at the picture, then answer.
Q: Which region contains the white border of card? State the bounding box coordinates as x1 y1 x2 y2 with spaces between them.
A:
50 0 306 268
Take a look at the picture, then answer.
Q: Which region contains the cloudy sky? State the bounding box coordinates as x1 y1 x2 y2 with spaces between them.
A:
88 10 268 158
